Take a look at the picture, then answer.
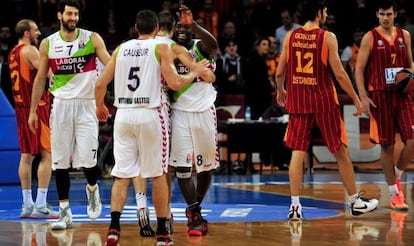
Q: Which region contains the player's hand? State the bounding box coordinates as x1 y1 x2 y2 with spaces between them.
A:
96 105 109 122
191 59 210 76
178 4 193 25
276 89 287 107
352 98 364 116
360 95 376 116
28 112 38 134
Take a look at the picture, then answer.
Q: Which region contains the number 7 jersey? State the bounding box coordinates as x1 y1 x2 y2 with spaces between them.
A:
47 28 98 99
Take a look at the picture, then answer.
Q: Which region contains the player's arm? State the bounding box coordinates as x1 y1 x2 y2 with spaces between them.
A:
326 31 362 116
159 43 209 91
354 32 372 99
91 32 111 66
22 45 40 69
95 46 117 122
402 29 414 71
179 4 218 56
354 31 376 115
28 38 50 133
275 31 290 107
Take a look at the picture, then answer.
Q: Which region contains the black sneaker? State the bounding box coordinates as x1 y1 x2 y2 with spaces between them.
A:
186 207 207 236
186 208 202 236
137 208 156 237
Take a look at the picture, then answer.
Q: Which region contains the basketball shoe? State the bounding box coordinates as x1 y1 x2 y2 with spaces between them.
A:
105 229 120 246
156 234 173 246
186 207 207 236
350 195 378 216
390 193 408 211
51 206 73 230
137 208 155 237
20 204 33 218
86 184 102 220
288 204 302 221
31 204 59 219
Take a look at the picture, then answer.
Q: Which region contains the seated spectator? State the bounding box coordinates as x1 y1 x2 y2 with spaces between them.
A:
215 39 243 106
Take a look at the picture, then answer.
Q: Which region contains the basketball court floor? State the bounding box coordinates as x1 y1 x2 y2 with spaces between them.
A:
0 169 413 246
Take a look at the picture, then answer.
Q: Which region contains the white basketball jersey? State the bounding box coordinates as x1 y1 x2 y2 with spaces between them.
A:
47 29 98 99
171 39 217 112
113 38 166 109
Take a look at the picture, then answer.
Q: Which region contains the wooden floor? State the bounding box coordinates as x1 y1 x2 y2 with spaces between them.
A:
1 131 413 246
0 170 413 246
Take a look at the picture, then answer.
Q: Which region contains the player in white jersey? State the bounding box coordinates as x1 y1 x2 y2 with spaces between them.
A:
131 10 216 237
28 0 111 230
169 4 219 237
95 9 211 246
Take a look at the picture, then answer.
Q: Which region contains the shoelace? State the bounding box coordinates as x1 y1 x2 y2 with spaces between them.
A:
58 207 69 221
88 189 97 211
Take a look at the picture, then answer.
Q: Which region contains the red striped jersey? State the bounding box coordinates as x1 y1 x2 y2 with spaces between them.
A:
366 27 408 91
286 27 339 113
8 43 49 107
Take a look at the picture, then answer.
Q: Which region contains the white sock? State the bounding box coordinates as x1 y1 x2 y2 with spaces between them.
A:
136 192 147 210
35 188 48 208
59 201 69 209
389 184 399 197
348 193 359 204
395 166 403 180
291 196 300 205
22 189 34 207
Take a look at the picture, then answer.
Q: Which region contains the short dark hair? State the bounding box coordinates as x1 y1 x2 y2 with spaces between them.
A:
15 19 34 39
301 0 328 23
158 11 176 32
135 10 158 35
377 0 397 12
58 0 80 14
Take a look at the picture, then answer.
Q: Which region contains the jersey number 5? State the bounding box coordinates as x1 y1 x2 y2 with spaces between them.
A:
128 67 140 91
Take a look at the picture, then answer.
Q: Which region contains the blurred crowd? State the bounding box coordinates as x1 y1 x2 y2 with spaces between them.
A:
1 0 414 110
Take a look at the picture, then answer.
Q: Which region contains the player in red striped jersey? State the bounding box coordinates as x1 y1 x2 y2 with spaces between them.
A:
8 19 58 219
276 0 379 221
355 0 414 211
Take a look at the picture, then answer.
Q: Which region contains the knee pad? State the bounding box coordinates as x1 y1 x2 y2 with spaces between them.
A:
175 166 192 179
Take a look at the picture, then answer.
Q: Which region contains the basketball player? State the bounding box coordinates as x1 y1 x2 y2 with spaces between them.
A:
355 0 414 210
28 0 111 229
8 19 58 219
95 9 211 246
276 0 379 220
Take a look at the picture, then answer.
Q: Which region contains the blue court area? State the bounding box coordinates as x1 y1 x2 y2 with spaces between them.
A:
0 173 356 223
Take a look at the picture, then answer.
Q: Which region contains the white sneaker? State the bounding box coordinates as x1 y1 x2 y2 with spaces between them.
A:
86 184 102 220
288 204 303 221
20 204 34 218
350 196 378 216
51 206 73 230
31 204 59 219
